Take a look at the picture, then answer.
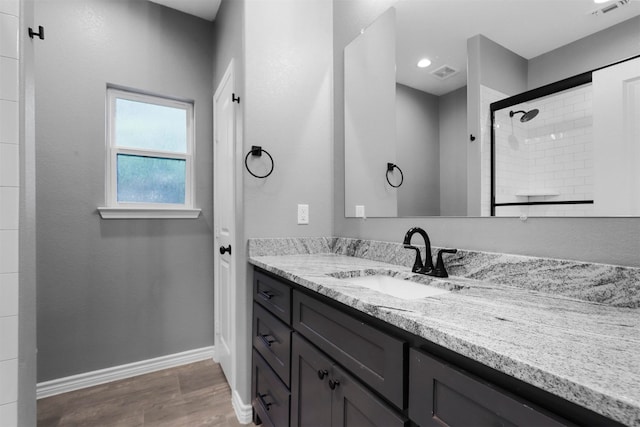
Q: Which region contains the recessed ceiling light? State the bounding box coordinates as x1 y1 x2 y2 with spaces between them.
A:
593 0 611 3
417 58 432 68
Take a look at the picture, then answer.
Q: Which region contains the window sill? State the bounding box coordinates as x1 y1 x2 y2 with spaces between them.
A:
97 207 201 219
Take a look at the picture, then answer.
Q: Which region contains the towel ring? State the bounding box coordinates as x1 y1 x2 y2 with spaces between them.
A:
245 146 274 179
386 163 404 188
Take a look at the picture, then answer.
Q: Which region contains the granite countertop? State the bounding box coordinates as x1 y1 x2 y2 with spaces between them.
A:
248 239 640 427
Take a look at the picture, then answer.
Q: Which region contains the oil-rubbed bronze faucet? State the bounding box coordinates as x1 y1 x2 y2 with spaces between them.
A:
402 227 434 274
403 227 458 277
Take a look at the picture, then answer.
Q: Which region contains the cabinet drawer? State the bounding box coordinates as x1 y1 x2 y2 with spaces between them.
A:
253 302 292 387
409 348 574 427
293 290 406 409
254 269 292 324
252 350 291 427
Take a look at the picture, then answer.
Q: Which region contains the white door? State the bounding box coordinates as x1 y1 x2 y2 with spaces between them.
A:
214 60 237 384
593 57 640 215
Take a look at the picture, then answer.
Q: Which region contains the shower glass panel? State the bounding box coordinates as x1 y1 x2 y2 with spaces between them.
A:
492 83 594 217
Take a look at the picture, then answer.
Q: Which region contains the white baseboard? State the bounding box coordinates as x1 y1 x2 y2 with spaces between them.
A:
232 388 253 425
37 346 215 399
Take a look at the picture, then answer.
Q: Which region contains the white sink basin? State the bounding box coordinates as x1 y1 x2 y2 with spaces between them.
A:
342 275 450 300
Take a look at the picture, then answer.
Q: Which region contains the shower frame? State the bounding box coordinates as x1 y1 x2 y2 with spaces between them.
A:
489 54 640 216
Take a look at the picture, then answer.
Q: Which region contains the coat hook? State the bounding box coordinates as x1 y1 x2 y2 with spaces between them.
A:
470 134 476 141
28 26 45 40
232 93 240 104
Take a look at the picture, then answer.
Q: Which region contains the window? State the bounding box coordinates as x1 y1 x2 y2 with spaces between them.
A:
98 87 200 219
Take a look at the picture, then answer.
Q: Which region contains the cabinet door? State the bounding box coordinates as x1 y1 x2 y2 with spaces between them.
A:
409 348 573 427
293 290 406 408
254 269 292 324
252 350 291 427
331 364 407 427
291 333 333 427
253 302 292 387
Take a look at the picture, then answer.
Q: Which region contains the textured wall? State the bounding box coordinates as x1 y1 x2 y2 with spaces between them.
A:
439 86 467 217
396 83 440 217
528 16 640 90
35 0 215 381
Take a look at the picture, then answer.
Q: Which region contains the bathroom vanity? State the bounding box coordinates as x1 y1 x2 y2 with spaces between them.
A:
249 237 640 427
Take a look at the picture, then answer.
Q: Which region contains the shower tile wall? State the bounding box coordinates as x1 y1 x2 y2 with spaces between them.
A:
495 84 595 217
480 85 508 216
0 0 19 424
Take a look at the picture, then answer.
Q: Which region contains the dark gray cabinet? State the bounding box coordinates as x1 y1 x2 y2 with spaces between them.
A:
253 349 291 427
291 333 407 427
253 302 292 387
254 269 292 324
252 267 610 427
409 348 573 427
292 290 406 409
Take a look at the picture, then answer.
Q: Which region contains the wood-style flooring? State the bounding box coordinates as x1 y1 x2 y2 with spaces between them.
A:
37 359 256 427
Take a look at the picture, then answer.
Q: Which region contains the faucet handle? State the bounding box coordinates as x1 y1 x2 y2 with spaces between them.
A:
403 245 424 273
428 249 458 278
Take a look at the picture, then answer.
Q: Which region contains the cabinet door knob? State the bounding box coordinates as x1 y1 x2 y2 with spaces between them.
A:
219 245 232 255
317 369 328 380
329 379 340 390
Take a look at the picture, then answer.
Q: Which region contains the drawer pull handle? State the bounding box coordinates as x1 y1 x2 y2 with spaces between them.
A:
329 379 340 390
317 369 328 380
258 393 272 411
258 290 274 300
259 334 276 347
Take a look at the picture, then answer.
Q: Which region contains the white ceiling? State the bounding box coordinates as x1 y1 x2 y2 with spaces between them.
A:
393 0 640 95
149 0 221 21
150 0 639 95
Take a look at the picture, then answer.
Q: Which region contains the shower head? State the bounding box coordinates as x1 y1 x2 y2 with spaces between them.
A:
509 109 539 123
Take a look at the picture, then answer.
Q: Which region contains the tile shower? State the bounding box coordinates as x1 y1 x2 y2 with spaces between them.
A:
494 83 594 216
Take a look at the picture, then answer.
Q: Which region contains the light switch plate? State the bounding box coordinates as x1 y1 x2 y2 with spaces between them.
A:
355 205 365 218
298 204 309 225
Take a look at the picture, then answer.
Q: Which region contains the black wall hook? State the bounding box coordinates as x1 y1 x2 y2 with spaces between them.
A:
386 163 404 188
232 93 240 104
28 26 45 40
245 145 274 178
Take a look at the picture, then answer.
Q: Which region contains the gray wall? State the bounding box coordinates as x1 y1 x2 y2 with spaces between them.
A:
528 16 640 90
466 35 528 215
35 0 215 381
244 0 334 240
439 86 467 217
19 0 37 423
396 83 440 217
334 1 640 267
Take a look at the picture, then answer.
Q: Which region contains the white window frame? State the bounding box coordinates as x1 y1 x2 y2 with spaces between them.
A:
98 87 200 219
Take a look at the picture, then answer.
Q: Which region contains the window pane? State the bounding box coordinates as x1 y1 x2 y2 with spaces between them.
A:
115 98 187 153
117 154 186 204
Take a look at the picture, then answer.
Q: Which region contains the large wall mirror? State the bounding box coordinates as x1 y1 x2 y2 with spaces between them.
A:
343 0 640 218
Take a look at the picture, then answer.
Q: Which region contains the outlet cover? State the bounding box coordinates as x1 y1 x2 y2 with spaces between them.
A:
355 205 365 218
297 204 309 225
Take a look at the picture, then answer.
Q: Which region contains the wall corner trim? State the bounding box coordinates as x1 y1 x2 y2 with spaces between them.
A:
36 346 215 399
232 389 253 424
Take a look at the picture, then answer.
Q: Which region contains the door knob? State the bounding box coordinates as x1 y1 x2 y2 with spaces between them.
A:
219 245 232 255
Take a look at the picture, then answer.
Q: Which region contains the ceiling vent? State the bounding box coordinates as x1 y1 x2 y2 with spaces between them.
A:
591 0 631 16
431 65 459 80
